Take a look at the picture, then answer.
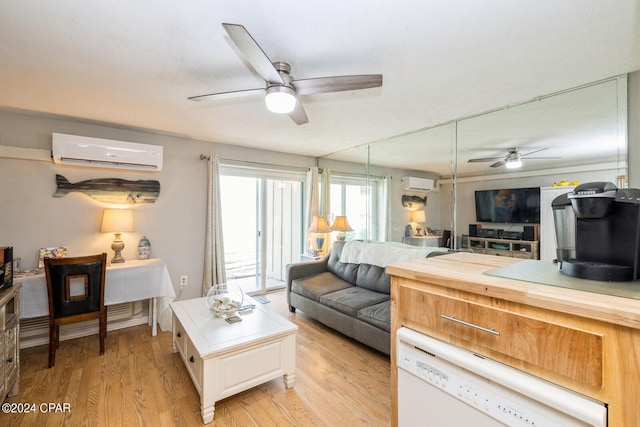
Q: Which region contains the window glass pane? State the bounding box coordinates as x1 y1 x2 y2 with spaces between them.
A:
220 176 257 289
345 184 370 240
328 176 381 241
329 183 343 225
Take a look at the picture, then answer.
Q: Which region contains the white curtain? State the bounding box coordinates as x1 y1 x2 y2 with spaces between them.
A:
305 167 320 228
319 167 330 217
203 155 226 296
304 166 331 252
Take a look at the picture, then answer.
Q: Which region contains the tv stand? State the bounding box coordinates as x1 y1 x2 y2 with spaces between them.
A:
462 235 539 260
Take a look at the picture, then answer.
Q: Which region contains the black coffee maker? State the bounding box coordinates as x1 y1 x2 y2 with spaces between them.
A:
552 182 640 281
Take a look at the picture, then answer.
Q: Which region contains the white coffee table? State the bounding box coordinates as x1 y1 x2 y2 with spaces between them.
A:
170 296 298 424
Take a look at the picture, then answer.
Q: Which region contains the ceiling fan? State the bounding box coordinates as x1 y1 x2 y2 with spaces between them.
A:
467 147 559 169
188 23 383 125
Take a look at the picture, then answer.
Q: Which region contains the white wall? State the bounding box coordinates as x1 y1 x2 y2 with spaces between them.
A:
0 110 421 300
0 111 315 301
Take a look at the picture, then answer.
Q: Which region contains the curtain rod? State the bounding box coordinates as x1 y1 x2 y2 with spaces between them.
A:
200 153 387 179
200 154 308 173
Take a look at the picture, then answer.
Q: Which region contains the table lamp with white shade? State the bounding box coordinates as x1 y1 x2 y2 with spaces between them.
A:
101 209 134 263
410 210 426 235
308 216 331 255
331 215 353 241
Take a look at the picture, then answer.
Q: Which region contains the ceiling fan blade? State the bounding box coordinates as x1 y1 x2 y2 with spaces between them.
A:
523 156 562 160
288 99 308 125
490 160 506 168
520 147 548 157
222 23 284 85
188 88 265 102
292 75 382 95
467 157 503 163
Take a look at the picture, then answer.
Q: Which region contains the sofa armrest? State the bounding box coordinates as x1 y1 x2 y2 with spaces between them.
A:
286 256 330 308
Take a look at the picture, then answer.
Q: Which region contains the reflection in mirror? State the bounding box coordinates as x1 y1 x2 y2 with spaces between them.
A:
322 75 628 248
457 78 625 178
318 144 375 241
451 76 626 249
323 125 450 242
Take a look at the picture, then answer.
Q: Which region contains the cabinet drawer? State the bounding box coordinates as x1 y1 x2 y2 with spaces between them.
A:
400 286 603 388
184 336 202 392
173 315 186 356
4 325 17 383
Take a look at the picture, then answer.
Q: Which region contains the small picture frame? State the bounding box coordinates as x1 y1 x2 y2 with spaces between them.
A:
39 246 68 268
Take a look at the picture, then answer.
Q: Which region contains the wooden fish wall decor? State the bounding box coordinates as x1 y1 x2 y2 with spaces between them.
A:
53 174 160 204
402 194 426 209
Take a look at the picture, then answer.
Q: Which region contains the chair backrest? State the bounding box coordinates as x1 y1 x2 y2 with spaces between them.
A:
441 230 452 249
44 254 107 320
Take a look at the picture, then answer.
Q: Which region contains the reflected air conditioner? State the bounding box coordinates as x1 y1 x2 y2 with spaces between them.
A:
401 176 434 191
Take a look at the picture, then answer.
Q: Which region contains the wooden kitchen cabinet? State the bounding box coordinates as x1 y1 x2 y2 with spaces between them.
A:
388 253 640 427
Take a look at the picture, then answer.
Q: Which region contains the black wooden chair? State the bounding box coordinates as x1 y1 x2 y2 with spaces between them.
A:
441 230 452 249
44 253 107 368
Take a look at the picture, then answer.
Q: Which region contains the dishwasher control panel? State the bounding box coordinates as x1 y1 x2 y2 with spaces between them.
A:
397 328 607 427
400 350 550 425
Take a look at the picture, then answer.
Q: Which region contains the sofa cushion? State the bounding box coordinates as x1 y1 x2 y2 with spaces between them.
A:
327 241 359 284
291 272 353 301
355 263 390 294
357 301 390 332
319 287 389 317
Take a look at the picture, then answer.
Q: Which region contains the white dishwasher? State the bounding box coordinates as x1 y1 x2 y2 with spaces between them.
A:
396 327 607 427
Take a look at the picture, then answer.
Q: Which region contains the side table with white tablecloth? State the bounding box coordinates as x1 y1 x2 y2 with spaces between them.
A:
16 258 176 335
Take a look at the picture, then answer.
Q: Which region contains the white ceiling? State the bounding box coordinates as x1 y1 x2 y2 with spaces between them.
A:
1 1 639 173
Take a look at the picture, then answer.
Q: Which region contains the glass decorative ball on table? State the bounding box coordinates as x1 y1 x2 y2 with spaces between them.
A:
206 284 244 318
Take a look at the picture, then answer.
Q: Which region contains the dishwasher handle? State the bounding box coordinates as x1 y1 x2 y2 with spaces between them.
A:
440 314 500 336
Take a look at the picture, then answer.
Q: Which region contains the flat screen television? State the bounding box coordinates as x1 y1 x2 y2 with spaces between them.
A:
474 187 540 224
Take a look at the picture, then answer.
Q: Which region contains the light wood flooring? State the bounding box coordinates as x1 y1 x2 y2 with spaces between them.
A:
3 291 391 426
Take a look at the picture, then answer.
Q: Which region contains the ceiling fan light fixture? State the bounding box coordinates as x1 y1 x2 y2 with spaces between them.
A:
505 158 523 169
265 86 296 114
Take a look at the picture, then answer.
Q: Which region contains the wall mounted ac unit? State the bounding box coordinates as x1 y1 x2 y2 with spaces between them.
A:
401 176 434 191
51 133 163 171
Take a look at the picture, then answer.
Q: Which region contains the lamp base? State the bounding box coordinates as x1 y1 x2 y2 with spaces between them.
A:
315 236 325 254
111 233 126 263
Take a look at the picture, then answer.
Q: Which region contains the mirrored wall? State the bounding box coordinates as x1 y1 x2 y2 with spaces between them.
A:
321 75 628 245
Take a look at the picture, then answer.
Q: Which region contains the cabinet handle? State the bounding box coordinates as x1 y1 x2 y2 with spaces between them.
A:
177 332 181 338
6 357 12 363
440 314 500 336
189 355 194 363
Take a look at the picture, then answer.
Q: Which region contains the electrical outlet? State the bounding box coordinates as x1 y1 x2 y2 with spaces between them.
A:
180 275 188 287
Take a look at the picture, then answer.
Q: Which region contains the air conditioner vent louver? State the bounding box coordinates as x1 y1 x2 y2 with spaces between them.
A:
51 133 163 171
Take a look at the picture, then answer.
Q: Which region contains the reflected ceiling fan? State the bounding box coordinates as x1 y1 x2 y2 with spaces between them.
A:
467 147 560 169
188 23 383 125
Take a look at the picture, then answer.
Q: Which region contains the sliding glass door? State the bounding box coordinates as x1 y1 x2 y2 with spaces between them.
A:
220 168 304 295
219 175 259 293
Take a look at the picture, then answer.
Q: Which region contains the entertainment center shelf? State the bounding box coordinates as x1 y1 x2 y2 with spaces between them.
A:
462 235 539 260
